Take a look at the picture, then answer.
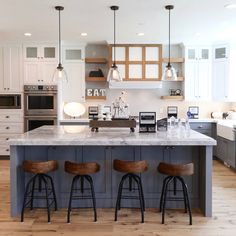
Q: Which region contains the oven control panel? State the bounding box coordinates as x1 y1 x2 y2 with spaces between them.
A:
24 85 57 91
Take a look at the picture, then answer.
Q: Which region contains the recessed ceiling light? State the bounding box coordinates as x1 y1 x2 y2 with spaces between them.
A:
137 32 144 36
81 33 87 36
24 33 32 37
224 3 236 9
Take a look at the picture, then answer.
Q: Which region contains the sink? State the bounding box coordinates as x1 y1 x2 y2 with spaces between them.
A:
217 120 236 141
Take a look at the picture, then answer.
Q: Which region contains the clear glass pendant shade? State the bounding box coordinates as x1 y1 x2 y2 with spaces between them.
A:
52 64 68 83
162 64 177 81
107 65 122 82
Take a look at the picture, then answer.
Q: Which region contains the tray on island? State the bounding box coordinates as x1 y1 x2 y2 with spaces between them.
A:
89 119 136 132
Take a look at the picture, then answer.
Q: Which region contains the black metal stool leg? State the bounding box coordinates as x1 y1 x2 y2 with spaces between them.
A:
179 177 192 225
159 176 171 212
30 174 37 210
117 174 128 211
41 175 51 223
176 176 187 213
115 174 127 221
133 175 144 223
162 177 174 224
85 175 97 222
45 174 58 211
21 176 35 222
67 175 79 223
173 177 177 196
136 175 145 212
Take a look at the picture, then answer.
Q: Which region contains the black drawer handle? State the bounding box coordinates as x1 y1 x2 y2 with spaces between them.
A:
6 149 9 152
5 127 10 129
5 116 9 118
5 138 9 141
198 125 203 128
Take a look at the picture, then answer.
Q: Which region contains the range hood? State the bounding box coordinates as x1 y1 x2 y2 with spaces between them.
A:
109 81 163 89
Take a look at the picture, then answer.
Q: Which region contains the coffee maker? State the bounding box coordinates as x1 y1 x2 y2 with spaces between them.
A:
139 112 156 133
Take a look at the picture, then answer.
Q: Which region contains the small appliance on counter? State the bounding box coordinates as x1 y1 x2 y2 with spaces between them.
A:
167 106 178 118
157 118 167 131
0 94 21 109
139 112 156 133
88 106 98 120
187 106 199 119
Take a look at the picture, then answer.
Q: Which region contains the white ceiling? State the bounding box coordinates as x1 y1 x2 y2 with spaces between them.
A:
0 0 236 44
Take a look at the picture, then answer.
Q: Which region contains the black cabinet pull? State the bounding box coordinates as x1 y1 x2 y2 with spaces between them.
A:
6 127 10 129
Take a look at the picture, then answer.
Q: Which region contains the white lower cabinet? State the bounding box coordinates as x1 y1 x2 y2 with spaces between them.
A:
0 110 23 156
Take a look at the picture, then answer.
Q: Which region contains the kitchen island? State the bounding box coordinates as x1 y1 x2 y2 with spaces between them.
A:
9 126 216 217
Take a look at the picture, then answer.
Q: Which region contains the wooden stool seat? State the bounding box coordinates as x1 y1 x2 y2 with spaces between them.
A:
22 160 58 174
64 161 100 175
158 162 194 177
113 159 148 174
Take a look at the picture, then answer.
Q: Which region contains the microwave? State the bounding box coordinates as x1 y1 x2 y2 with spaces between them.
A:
0 94 21 109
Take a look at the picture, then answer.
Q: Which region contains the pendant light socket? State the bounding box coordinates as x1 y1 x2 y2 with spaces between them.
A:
55 6 64 11
165 5 174 10
110 6 119 11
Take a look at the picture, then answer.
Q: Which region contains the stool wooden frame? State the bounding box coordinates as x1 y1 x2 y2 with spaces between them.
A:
113 159 148 223
64 161 100 223
21 160 58 222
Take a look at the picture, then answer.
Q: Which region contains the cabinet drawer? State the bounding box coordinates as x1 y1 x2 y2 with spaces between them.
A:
0 134 21 145
190 122 212 130
197 129 212 138
0 145 10 155
0 123 23 133
0 112 23 122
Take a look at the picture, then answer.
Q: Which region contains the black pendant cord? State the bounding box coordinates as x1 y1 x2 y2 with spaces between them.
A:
58 9 61 66
113 9 116 67
168 8 171 66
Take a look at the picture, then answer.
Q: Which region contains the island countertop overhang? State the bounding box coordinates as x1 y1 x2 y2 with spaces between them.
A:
8 125 217 146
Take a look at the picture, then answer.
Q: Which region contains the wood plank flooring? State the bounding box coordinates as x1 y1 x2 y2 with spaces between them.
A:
0 160 236 235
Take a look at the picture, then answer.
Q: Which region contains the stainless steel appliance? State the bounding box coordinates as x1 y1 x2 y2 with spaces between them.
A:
139 112 156 133
167 106 178 118
24 85 57 116
24 85 57 131
88 106 98 120
0 94 21 109
24 116 57 132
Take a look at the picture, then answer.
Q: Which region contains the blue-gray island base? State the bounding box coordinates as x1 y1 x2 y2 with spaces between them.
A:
9 126 216 217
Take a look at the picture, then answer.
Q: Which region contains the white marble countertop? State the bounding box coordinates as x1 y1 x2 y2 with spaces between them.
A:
9 125 216 146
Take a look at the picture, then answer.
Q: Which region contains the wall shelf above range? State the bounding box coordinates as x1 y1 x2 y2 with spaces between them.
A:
86 76 106 82
161 95 184 100
85 57 107 64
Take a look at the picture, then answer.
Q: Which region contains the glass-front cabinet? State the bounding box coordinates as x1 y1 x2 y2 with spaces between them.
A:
213 45 228 61
23 44 57 62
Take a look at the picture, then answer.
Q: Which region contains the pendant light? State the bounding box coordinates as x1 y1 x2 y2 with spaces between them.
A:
162 5 177 81
107 6 122 82
53 6 68 83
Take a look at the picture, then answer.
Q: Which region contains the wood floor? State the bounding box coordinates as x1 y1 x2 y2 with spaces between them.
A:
0 160 236 236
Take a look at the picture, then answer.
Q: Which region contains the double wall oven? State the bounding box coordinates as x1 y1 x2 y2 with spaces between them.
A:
24 85 57 131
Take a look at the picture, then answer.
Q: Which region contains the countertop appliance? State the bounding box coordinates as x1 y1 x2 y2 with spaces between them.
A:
0 94 21 109
24 85 57 131
139 112 156 133
88 106 98 120
167 106 178 118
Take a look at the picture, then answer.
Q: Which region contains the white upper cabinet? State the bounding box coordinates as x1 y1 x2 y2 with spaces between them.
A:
212 44 235 101
184 46 211 101
23 44 58 84
0 45 23 93
60 45 85 103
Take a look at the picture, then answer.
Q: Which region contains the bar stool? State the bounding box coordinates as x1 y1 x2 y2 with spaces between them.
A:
158 162 194 225
64 161 100 223
21 160 58 222
113 159 148 223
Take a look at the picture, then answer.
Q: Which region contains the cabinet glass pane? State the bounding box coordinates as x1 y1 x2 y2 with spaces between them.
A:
145 64 159 79
129 47 142 61
65 49 82 60
215 48 226 59
145 47 159 61
112 47 125 61
44 47 56 58
129 65 142 79
201 49 209 59
116 64 125 79
26 47 37 58
188 49 195 59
